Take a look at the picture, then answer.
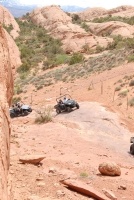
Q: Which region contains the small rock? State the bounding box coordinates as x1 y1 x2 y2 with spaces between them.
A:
37 182 46 187
49 167 57 174
56 190 65 198
36 177 44 181
98 162 121 176
102 189 117 200
118 185 126 190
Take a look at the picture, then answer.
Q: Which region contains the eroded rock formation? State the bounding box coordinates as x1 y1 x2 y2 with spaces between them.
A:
0 24 21 200
0 5 20 39
30 5 112 53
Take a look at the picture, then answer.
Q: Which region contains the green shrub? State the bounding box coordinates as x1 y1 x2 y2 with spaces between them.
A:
14 85 23 95
3 24 13 33
118 89 129 97
115 86 121 91
35 106 53 124
129 97 134 106
12 96 21 104
69 53 84 65
80 172 88 178
127 55 134 63
72 14 81 24
81 22 89 32
129 79 134 86
96 45 105 53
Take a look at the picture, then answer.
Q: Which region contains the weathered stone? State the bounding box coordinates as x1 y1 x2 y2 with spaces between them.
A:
60 179 109 200
118 185 126 190
98 162 121 176
102 189 117 200
19 155 45 164
0 20 21 200
56 190 65 198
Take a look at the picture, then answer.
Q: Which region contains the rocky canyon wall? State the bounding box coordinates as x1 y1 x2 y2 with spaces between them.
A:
0 24 21 200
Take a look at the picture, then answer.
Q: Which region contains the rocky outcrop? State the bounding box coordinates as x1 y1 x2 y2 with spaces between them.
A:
86 21 134 38
108 5 134 17
78 7 107 21
78 5 134 20
98 162 121 176
30 5 112 53
0 24 21 200
0 5 20 39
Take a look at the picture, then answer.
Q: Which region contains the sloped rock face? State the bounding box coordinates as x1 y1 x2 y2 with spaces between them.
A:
87 21 134 38
78 7 107 21
108 5 134 17
0 5 20 38
0 24 20 200
78 6 134 20
30 5 112 53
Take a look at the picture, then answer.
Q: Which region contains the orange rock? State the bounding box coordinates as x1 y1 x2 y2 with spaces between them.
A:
99 162 121 176
60 179 109 200
19 155 45 164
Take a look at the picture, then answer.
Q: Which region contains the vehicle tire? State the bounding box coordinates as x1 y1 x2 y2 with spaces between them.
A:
56 108 61 114
67 107 71 112
28 108 32 112
130 144 134 155
10 113 15 118
76 103 79 109
23 110 29 116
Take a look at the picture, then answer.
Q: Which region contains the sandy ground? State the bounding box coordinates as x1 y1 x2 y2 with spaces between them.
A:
10 101 134 200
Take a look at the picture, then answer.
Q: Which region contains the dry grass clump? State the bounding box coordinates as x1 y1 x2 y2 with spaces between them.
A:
35 106 53 124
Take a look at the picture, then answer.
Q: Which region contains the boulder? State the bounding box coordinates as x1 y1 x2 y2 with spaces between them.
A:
98 162 121 176
19 155 45 164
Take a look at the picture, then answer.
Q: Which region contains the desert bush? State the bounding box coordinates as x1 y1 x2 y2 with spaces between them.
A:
80 172 88 178
129 97 134 106
81 22 89 32
129 79 134 86
3 24 13 33
96 45 105 53
17 62 31 73
69 53 84 65
118 89 129 97
14 85 23 95
92 16 134 25
12 96 21 104
115 86 121 91
127 55 134 63
72 14 81 24
35 106 53 124
36 85 43 90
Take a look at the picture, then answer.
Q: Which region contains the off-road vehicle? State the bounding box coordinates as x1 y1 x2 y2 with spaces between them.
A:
130 137 134 155
54 94 79 114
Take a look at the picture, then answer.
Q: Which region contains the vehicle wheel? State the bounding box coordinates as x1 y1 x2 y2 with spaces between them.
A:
56 108 61 114
28 108 32 112
10 113 15 118
23 110 29 116
130 144 134 155
76 103 79 109
67 107 71 112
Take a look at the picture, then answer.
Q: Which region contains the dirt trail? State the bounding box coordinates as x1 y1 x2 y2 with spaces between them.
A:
10 102 134 200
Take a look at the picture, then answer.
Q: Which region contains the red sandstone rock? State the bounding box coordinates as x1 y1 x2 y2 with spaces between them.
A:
99 162 121 176
60 179 110 200
19 155 45 164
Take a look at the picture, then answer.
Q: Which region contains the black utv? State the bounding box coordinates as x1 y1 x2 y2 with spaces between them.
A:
130 137 134 155
54 94 79 114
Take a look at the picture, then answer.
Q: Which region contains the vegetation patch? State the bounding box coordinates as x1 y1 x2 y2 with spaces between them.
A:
129 97 134 107
35 106 53 124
